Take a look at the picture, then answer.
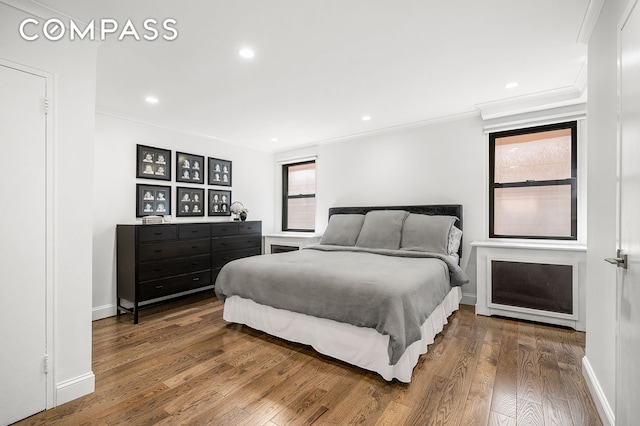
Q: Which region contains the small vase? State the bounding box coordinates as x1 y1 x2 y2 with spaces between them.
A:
240 212 247 221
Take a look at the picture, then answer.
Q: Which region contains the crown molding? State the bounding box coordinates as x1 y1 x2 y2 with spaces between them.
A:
476 83 586 122
577 0 606 44
1 0 88 25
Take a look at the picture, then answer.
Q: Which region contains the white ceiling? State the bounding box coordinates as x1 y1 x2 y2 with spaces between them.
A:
36 0 589 151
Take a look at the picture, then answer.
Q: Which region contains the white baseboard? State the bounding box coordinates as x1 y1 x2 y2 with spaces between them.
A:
582 356 614 426
56 372 95 406
92 303 116 321
461 292 476 306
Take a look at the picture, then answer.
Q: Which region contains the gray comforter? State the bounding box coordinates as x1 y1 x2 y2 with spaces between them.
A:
215 245 469 365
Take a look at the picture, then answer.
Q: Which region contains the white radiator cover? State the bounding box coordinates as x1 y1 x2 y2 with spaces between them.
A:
471 241 586 331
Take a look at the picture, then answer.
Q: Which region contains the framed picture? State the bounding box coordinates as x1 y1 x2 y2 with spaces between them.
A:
208 189 231 216
208 157 232 186
176 187 205 217
136 184 171 217
176 152 205 184
137 144 171 181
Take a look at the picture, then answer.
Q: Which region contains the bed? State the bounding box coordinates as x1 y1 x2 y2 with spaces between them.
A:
215 204 468 382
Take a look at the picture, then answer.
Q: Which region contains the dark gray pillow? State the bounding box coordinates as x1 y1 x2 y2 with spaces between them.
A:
320 214 365 246
355 210 409 250
400 214 457 254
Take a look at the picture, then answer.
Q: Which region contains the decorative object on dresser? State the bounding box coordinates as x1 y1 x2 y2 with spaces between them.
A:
176 187 205 217
116 221 262 323
176 151 205 184
229 201 248 221
208 189 231 216
136 144 171 181
136 184 171 217
208 157 231 186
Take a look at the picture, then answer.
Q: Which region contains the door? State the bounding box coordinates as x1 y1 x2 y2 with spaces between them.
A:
616 2 640 423
0 64 48 424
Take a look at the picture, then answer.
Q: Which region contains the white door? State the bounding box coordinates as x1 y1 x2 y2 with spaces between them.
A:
616 2 640 424
0 64 48 424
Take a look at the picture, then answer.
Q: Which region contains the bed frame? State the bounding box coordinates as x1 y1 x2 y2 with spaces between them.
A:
221 203 465 382
328 204 463 259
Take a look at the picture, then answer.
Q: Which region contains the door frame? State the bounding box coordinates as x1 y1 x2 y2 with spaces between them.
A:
0 58 56 409
616 0 639 423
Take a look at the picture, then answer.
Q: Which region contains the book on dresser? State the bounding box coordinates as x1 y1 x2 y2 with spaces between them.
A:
116 221 262 323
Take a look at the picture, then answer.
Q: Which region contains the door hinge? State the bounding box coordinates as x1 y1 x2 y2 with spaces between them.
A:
44 354 49 374
44 97 50 114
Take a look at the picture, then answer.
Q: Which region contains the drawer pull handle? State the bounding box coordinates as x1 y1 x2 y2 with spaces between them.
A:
192 230 199 233
155 285 164 289
154 232 163 235
153 268 162 271
154 250 163 253
192 262 199 265
192 246 199 249
193 277 200 281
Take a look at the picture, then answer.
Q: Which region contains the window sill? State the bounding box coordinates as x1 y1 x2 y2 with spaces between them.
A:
470 240 586 252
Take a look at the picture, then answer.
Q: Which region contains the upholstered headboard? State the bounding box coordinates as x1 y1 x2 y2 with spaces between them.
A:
328 204 463 259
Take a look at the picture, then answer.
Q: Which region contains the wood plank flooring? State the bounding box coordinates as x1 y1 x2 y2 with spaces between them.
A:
16 293 602 425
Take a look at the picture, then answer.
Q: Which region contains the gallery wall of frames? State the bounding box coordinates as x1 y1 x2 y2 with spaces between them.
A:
136 144 232 218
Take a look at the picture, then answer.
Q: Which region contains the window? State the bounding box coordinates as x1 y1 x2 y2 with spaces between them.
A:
489 121 577 240
282 160 316 231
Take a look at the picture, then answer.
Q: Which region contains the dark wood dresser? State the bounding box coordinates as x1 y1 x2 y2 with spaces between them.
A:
117 221 262 323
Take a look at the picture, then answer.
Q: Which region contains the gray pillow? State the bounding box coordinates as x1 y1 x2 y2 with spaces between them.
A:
320 214 365 246
400 214 457 254
355 210 409 250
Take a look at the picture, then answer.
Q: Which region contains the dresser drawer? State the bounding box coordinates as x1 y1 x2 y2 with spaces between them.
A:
139 238 210 261
239 221 261 235
211 235 261 252
178 224 211 240
138 270 212 301
211 223 239 236
138 254 211 282
138 225 177 242
212 247 261 268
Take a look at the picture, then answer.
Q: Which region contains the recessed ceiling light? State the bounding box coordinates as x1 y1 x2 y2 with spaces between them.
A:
239 48 255 59
145 96 159 104
271 137 278 142
505 82 519 89
362 115 371 121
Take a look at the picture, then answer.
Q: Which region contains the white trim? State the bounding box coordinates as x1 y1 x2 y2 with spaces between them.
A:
276 155 318 165
582 356 614 426
273 110 480 154
460 292 476 306
476 86 586 122
481 104 587 133
577 0 607 43
471 241 587 252
92 303 116 321
55 372 95 406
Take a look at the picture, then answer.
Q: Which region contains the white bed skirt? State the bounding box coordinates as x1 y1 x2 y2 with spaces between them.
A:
223 286 461 383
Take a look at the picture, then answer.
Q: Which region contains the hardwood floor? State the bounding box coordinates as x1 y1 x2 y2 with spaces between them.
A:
16 293 602 425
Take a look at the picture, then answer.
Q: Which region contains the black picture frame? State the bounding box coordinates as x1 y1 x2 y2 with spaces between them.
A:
176 187 205 217
208 189 231 216
136 184 171 217
208 157 232 186
136 144 171 181
176 152 205 184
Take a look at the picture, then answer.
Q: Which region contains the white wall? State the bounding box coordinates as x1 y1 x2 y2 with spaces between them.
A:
275 114 485 303
0 1 97 405
92 114 275 319
583 0 626 422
